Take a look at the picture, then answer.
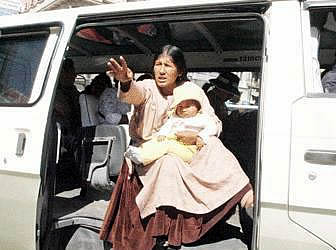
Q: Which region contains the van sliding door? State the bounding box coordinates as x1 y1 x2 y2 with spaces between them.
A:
0 13 76 250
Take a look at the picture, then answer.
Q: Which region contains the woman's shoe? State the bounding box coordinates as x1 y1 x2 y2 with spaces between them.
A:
154 237 180 250
154 238 167 250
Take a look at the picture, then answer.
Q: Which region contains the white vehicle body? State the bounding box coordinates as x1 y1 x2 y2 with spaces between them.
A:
0 0 335 249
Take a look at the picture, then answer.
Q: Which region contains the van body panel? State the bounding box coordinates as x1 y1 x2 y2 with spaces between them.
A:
0 14 77 249
0 172 40 250
0 11 75 28
259 1 304 205
289 96 336 248
259 204 332 250
56 0 270 17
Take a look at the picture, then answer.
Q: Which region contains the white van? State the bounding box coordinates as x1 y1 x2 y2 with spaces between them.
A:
0 0 335 249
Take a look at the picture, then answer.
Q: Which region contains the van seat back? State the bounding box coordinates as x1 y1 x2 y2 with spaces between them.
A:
79 94 99 127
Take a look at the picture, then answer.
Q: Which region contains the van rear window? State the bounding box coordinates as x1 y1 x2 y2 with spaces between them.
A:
0 33 48 104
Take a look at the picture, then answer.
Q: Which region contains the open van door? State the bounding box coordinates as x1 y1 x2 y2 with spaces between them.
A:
0 12 76 250
289 1 336 249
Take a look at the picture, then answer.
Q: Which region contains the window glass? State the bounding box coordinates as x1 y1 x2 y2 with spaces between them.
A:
0 33 48 104
310 9 336 93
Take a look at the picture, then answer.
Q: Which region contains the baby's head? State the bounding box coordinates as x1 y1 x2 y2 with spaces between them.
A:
175 99 201 118
172 84 203 118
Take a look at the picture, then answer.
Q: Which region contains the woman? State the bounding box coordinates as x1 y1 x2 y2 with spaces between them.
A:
99 45 253 250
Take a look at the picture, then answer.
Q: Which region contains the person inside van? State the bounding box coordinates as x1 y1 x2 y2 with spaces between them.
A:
204 72 241 139
82 75 107 97
321 55 336 93
99 45 253 250
205 73 240 117
54 58 81 154
97 73 131 125
310 11 336 89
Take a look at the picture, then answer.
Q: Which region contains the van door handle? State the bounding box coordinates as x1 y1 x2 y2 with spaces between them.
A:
304 150 336 165
16 133 26 156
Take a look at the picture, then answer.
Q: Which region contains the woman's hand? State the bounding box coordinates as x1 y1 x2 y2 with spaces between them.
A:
107 56 133 83
175 131 198 145
196 136 205 150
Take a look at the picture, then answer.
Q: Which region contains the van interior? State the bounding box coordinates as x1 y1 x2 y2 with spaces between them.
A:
41 8 264 250
3 4 333 250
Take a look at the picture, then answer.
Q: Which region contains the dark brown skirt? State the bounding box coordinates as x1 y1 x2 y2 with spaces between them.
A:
99 162 251 250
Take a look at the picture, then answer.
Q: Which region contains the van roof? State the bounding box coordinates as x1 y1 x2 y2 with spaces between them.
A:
29 0 271 15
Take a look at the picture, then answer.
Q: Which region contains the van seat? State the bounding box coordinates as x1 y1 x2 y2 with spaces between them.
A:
80 124 128 191
79 94 99 127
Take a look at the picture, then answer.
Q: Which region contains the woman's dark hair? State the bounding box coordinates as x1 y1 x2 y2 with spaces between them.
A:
152 45 188 83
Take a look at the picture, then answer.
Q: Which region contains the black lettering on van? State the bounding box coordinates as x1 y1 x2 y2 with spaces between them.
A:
222 57 239 62
239 56 261 62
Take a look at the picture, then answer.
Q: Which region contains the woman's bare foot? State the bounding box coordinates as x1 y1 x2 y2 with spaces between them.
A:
240 189 254 208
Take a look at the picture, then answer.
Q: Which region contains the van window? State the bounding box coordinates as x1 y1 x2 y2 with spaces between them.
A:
0 32 48 104
309 8 336 94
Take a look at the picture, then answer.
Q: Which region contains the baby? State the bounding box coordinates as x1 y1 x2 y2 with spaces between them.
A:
125 84 218 165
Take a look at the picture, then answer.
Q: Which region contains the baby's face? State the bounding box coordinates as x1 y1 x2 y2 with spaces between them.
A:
176 100 200 118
